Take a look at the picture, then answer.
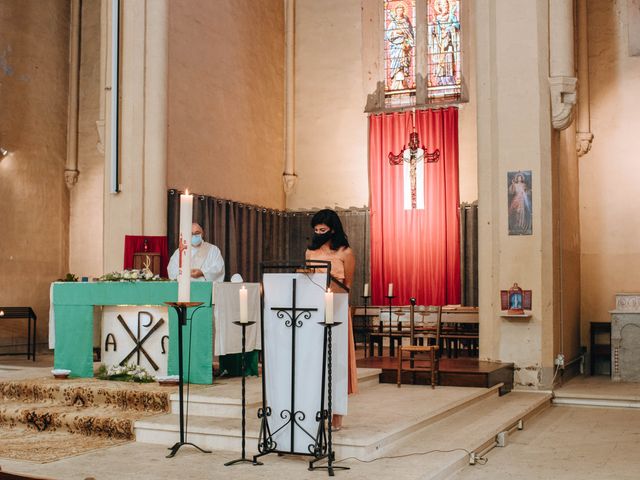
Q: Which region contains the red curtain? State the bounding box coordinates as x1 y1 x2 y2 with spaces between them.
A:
123 235 169 278
369 107 460 306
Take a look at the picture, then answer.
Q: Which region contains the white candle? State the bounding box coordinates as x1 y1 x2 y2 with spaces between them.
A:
239 285 248 324
325 289 334 324
178 190 193 303
363 283 369 297
388 283 394 297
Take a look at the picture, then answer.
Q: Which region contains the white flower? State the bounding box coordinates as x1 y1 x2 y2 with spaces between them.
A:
123 271 131 279
131 271 139 279
145 271 154 280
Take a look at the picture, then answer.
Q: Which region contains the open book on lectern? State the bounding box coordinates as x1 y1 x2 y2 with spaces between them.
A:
262 271 348 455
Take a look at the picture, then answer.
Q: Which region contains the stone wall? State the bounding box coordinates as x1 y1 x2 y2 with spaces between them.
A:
0 0 70 350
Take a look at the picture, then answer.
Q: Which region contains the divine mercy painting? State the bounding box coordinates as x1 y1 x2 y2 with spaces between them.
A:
507 170 532 235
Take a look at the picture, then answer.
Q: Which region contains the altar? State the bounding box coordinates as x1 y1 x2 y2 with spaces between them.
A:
611 293 640 382
51 281 213 384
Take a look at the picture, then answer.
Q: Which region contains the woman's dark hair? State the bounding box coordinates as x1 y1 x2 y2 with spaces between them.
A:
310 209 350 250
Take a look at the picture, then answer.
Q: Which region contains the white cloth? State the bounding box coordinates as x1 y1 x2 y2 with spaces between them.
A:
167 241 225 283
263 273 348 453
213 283 261 355
48 283 55 349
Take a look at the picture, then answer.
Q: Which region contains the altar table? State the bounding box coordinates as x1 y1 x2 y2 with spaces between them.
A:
52 281 213 384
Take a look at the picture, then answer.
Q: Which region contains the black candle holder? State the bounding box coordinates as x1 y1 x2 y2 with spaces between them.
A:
225 320 260 466
361 295 370 357
309 321 349 476
164 301 212 458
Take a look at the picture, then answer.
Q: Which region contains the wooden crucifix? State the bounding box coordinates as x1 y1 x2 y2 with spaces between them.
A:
388 131 440 210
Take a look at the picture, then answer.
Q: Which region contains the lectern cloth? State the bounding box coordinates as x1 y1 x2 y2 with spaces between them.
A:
263 273 348 454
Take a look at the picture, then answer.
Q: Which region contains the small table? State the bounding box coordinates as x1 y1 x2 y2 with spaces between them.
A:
0 307 37 361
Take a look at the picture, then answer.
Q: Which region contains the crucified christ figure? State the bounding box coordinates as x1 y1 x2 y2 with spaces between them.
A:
388 132 440 209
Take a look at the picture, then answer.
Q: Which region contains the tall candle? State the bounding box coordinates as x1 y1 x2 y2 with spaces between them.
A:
178 190 193 303
388 283 394 297
325 289 334 324
239 285 248 324
363 283 369 297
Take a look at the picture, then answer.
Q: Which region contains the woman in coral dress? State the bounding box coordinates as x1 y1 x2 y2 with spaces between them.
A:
305 209 359 431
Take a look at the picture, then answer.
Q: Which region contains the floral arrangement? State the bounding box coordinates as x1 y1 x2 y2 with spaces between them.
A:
96 363 156 383
99 257 166 282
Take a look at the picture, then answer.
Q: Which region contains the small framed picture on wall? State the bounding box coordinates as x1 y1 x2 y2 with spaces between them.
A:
507 170 532 235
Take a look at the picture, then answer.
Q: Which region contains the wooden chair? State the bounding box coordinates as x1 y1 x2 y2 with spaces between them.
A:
397 306 441 388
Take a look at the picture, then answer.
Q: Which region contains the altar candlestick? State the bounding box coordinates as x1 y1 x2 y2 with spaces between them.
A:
178 190 193 303
325 289 334 324
363 283 369 297
388 283 394 297
239 286 248 324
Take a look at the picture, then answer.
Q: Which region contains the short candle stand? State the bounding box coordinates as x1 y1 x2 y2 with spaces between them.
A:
225 321 261 467
385 295 396 355
361 295 370 357
164 302 212 458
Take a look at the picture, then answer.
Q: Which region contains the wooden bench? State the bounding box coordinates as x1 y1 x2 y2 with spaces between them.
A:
0 307 37 361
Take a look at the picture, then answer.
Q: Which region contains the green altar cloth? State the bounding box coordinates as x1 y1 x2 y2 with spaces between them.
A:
218 351 259 377
52 281 213 384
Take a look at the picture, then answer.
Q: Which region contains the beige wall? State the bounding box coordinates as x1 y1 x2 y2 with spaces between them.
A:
0 0 70 350
69 0 103 279
580 0 640 337
289 0 478 210
167 0 285 210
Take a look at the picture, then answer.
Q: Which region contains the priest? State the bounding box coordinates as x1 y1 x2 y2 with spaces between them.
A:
167 223 225 283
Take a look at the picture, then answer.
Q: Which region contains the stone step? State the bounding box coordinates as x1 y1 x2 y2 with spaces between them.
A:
170 368 382 418
552 391 640 408
383 390 552 480
135 382 503 459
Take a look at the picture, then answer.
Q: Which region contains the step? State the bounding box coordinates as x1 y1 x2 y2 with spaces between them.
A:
382 390 552 480
135 382 501 460
170 368 383 418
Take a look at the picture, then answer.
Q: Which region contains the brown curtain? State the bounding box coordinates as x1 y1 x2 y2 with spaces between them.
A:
460 202 479 306
168 191 288 282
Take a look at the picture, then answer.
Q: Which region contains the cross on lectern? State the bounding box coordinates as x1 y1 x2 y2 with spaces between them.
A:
388 131 440 210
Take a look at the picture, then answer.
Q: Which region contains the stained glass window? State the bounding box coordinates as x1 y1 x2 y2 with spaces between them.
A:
427 0 461 100
384 0 417 107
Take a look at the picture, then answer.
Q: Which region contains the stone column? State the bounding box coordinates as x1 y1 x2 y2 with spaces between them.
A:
575 0 594 156
143 0 168 235
65 0 82 189
103 0 169 272
283 0 297 194
475 0 555 388
549 0 577 130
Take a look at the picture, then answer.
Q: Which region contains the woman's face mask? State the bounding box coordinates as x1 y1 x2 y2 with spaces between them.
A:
310 230 333 249
191 234 203 247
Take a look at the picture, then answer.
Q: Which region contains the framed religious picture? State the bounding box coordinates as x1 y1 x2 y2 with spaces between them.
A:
500 283 532 314
507 170 533 235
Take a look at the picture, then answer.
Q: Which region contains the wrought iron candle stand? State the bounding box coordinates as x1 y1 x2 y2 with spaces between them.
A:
225 320 259 467
309 320 350 476
164 302 212 458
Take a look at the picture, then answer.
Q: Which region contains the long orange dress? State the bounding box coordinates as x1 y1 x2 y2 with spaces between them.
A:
306 246 359 395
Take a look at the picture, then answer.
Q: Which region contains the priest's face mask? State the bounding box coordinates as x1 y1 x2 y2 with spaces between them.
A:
191 224 204 247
